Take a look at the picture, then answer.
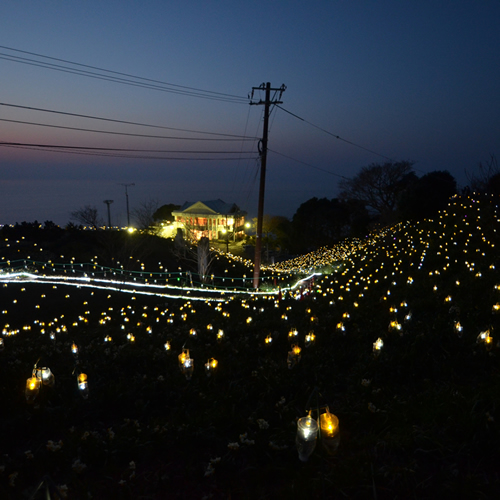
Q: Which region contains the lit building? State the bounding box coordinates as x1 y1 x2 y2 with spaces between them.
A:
171 199 246 241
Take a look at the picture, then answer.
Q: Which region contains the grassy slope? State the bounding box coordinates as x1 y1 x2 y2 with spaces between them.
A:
0 194 499 499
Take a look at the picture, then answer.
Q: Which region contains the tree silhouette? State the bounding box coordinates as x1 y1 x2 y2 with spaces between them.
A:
339 161 415 223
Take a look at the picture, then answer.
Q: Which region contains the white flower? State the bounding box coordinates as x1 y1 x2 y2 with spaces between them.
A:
57 484 68 498
72 458 87 473
9 472 18 487
46 440 63 451
257 419 269 430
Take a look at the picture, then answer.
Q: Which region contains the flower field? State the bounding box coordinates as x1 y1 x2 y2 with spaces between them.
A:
1 194 500 499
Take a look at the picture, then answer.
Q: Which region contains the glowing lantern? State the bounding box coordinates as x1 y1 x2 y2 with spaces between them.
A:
36 367 55 387
287 344 301 369
336 322 345 333
492 303 500 314
288 328 298 339
127 333 135 343
178 349 194 380
207 324 213 330
205 358 218 377
104 335 112 343
373 338 384 355
0 338 4 351
389 320 402 333
264 334 273 345
71 343 79 355
477 329 493 349
246 317 252 324
305 331 315 347
77 373 89 399
164 341 171 351
189 328 197 338
217 329 224 343
444 295 452 303
320 408 340 453
296 414 318 462
25 375 41 403
454 321 463 337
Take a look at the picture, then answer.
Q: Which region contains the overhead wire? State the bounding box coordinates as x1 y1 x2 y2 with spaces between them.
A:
0 118 256 141
0 46 249 104
0 102 258 139
268 148 350 180
0 143 257 161
276 105 394 161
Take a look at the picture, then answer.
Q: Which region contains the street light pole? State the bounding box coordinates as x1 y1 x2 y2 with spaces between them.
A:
119 183 135 226
103 200 114 228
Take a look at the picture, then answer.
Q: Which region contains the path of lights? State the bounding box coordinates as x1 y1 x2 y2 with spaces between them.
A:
0 271 322 301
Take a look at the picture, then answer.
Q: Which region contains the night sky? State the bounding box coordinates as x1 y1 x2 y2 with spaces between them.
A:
1 1 498 226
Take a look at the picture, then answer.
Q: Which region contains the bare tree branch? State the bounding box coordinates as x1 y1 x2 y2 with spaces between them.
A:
70 205 103 230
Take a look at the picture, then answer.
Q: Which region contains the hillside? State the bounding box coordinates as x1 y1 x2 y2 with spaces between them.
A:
0 194 499 499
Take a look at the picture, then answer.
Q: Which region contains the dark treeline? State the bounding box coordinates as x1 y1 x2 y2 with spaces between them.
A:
259 157 499 256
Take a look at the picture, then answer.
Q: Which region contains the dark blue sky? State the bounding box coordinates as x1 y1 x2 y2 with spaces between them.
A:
1 1 498 226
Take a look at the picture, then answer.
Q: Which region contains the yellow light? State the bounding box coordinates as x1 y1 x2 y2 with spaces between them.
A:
373 338 384 352
320 409 339 439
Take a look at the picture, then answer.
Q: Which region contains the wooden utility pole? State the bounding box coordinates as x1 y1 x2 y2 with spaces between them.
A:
250 82 286 289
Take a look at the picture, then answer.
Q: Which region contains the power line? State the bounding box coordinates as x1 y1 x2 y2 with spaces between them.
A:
0 102 258 139
0 118 256 141
0 143 257 161
0 142 256 153
0 142 256 161
0 46 249 104
276 105 394 161
268 148 349 180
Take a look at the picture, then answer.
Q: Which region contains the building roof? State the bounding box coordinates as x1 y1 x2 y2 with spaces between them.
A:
172 199 245 216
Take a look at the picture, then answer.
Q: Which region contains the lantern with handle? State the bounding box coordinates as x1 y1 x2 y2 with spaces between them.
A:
295 413 318 462
320 407 340 453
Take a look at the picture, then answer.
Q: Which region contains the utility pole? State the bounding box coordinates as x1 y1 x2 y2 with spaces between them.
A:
103 200 114 228
250 82 286 289
119 183 135 226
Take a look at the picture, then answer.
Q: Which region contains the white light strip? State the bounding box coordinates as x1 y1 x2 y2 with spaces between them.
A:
0 270 322 300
